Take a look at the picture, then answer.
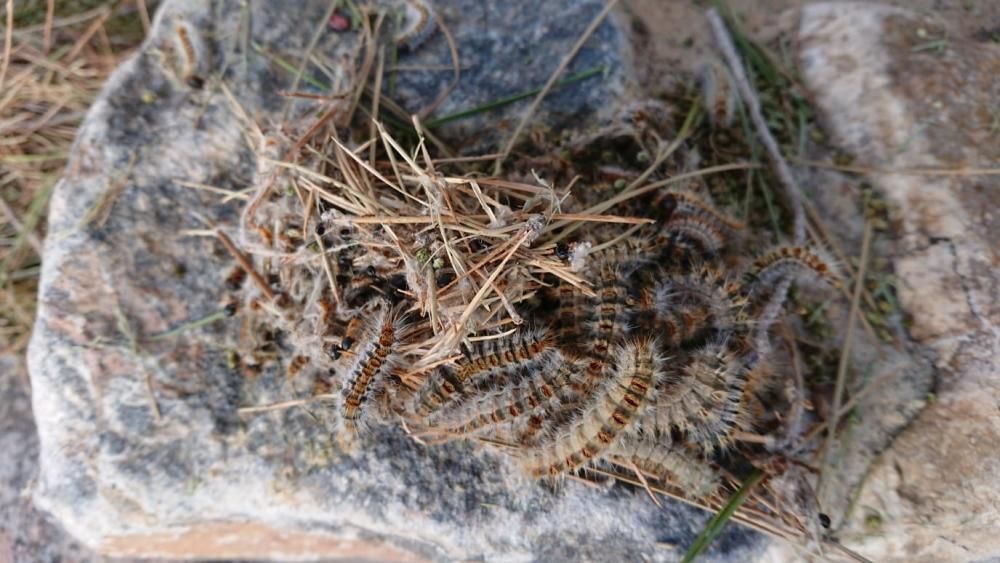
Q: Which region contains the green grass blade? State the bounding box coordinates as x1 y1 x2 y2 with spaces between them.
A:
423 65 606 128
149 309 228 341
681 469 764 563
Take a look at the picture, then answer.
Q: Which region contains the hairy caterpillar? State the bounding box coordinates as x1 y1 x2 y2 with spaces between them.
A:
338 302 407 436
746 245 842 292
520 341 661 477
610 432 720 498
411 327 555 418
642 337 756 452
435 353 589 438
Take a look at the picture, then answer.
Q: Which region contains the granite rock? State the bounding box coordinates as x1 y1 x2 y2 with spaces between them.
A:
391 0 632 151
1 357 98 563
26 0 757 560
798 4 1000 562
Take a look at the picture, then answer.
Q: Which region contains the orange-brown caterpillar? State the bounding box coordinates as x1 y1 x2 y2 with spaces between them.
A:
645 338 752 452
412 327 554 418
576 260 644 386
551 282 589 355
610 432 720 498
172 22 203 87
434 352 588 437
645 191 745 259
286 355 310 379
746 245 842 292
338 302 406 435
520 341 661 477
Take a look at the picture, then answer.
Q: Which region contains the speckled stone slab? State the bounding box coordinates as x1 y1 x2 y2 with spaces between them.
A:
26 0 759 560
798 4 1000 562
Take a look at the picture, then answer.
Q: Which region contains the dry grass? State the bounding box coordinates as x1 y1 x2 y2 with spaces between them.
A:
0 1 149 355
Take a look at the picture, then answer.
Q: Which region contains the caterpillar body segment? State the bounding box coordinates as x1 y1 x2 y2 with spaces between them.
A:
338 303 407 436
610 432 721 498
411 327 555 418
520 341 662 478
645 338 753 453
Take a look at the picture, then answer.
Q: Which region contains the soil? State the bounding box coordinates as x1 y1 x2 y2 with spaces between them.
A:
624 0 1000 94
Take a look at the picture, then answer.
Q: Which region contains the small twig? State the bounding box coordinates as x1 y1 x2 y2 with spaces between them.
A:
238 394 338 415
215 230 275 300
149 309 228 341
493 0 620 174
627 460 663 508
43 0 55 54
819 221 873 486
707 9 806 244
282 0 341 121
790 156 1000 177
62 6 113 63
416 9 460 120
0 0 13 91
79 153 138 229
136 0 152 36
0 196 43 255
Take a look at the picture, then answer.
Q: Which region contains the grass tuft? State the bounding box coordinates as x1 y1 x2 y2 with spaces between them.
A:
0 1 152 356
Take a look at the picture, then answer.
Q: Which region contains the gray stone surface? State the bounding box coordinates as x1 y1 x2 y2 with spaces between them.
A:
798 3 1000 562
1 356 99 563
391 0 632 151
26 0 758 560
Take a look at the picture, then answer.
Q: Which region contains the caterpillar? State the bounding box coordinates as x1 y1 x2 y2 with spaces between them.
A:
411 327 555 418
392 0 437 51
520 341 661 478
338 302 407 436
653 264 748 347
583 260 642 364
644 337 752 453
171 22 204 88
434 352 588 438
550 282 590 355
610 432 720 498
515 357 602 447
745 245 842 293
698 57 739 128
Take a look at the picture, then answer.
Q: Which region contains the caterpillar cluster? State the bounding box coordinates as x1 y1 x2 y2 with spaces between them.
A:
395 192 838 497
229 178 839 501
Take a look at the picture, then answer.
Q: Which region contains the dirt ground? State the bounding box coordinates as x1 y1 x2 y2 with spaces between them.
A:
625 0 1000 93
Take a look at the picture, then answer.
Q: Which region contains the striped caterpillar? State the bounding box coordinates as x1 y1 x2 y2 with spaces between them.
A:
431 353 590 439
745 245 842 293
411 327 555 419
519 341 661 477
653 264 748 348
336 301 407 438
642 337 754 453
656 191 745 256
609 432 721 498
